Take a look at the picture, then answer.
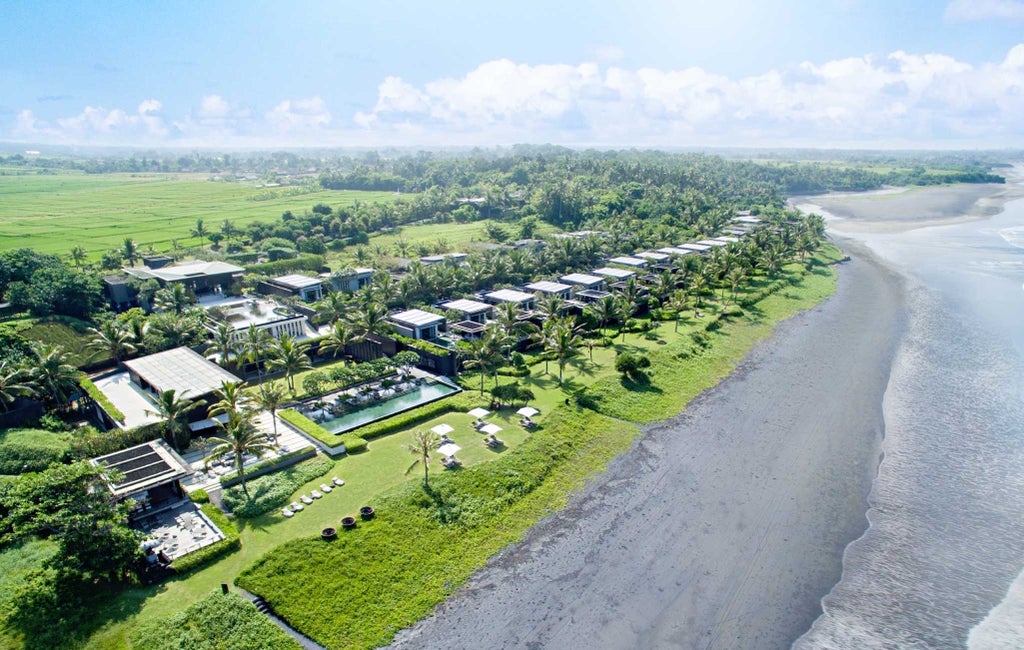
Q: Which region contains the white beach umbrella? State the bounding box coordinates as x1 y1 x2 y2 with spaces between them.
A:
467 407 491 419
436 443 461 457
516 406 539 417
480 423 503 436
430 423 454 436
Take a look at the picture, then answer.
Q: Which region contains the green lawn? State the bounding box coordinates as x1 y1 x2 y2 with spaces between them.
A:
0 173 398 257
17 317 107 367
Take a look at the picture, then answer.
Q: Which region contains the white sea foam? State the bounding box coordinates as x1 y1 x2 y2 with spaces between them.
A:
969 567 1024 649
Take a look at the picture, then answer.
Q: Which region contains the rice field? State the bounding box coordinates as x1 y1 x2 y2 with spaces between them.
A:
0 172 399 257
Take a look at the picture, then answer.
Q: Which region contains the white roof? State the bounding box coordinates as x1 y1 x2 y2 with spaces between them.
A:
636 251 669 261
608 256 649 267
733 216 762 223
671 248 693 256
390 309 445 327
485 289 534 304
525 280 572 294
126 260 244 282
678 243 711 252
353 267 375 275
560 273 605 286
593 267 635 280
516 406 539 417
714 236 740 243
697 239 729 247
123 347 239 399
273 274 323 290
441 299 492 314
657 247 686 256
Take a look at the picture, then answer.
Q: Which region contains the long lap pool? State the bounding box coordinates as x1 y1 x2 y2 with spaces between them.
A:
320 379 460 435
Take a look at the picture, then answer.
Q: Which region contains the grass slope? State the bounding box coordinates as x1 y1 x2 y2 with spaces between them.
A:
0 173 397 257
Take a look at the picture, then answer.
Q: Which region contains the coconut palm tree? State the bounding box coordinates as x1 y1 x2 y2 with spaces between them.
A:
29 344 80 412
462 332 501 395
205 322 238 368
405 429 440 487
148 389 205 451
536 292 565 321
348 301 390 343
191 218 208 251
315 291 348 324
121 238 140 267
668 289 688 332
85 319 137 364
242 324 274 380
268 333 312 392
69 245 88 268
0 360 35 412
152 283 194 314
588 295 619 336
320 320 354 359
548 318 583 385
208 380 249 419
205 410 273 500
254 381 287 445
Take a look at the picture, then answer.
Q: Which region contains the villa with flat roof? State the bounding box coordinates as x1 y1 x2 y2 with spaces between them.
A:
92 439 193 506
389 309 445 341
122 260 244 294
205 297 309 342
677 243 712 253
483 289 536 310
608 256 649 268
441 298 493 324
560 273 606 291
328 267 374 292
696 239 729 248
420 253 467 265
593 267 636 281
635 251 670 262
259 274 324 302
525 280 573 299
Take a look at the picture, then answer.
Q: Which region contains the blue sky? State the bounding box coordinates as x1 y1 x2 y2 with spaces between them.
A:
2 0 1023 148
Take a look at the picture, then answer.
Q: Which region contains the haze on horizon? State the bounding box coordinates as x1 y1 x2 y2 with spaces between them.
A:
2 0 1024 150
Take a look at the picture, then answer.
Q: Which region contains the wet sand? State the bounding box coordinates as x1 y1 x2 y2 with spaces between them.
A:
391 246 905 650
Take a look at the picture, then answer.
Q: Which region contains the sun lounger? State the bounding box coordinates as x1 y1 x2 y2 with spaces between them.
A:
320 483 333 492
311 490 323 499
290 501 304 511
333 477 345 486
300 495 313 505
282 508 295 518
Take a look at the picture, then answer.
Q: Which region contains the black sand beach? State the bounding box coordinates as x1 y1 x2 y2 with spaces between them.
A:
391 246 905 650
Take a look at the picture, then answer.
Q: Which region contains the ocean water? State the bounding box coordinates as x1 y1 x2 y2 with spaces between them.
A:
795 177 1024 649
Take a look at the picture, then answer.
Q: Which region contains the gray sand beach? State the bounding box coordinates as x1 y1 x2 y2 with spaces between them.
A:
391 247 905 650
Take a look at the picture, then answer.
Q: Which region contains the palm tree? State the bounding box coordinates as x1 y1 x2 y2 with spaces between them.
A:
536 292 565 320
149 312 201 349
668 290 688 332
69 245 88 268
191 218 208 251
255 382 288 445
122 238 140 267
148 389 205 451
153 283 193 314
85 319 137 364
405 429 440 487
348 301 390 343
0 360 35 412
206 322 238 368
242 325 274 380
320 320 354 359
315 291 348 323
462 332 501 395
205 410 273 500
548 319 583 385
588 295 619 336
220 219 239 249
208 380 249 419
29 344 80 412
268 333 312 392
726 267 746 306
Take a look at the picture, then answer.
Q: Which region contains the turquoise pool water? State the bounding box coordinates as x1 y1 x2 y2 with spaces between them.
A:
321 381 459 435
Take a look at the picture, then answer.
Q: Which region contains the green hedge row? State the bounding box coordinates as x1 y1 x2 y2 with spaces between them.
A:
352 399 455 440
222 455 334 519
245 254 326 276
279 409 337 447
66 421 164 460
78 376 125 423
172 504 240 574
219 445 317 486
338 435 367 453
393 333 452 356
129 591 300 650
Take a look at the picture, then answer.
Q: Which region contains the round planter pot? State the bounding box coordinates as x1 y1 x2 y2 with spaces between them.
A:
340 516 357 529
321 527 337 541
359 506 375 519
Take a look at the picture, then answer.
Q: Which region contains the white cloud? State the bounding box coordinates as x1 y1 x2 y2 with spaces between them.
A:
945 0 1024 21
265 96 331 135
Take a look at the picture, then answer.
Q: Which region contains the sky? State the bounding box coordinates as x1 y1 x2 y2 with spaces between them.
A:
2 0 1023 149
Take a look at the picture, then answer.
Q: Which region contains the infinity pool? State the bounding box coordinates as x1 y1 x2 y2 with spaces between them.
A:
320 380 460 435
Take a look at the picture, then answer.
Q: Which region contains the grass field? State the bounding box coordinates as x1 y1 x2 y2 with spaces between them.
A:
0 173 398 257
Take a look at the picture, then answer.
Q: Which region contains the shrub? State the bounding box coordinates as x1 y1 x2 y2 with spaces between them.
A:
189 489 210 504
219 446 317 486
172 503 240 573
129 591 300 650
338 435 367 453
614 352 651 381
0 428 70 474
78 376 126 423
221 456 334 519
36 413 68 432
66 421 164 459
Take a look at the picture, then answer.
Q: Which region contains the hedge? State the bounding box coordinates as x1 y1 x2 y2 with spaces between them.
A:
219 446 317 486
352 399 456 440
393 333 452 356
172 503 240 574
279 409 337 448
245 254 326 276
67 421 164 459
129 591 300 650
78 375 125 423
221 455 335 519
189 489 210 504
337 435 367 453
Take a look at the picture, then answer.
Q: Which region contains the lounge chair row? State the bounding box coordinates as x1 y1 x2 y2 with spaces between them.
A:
282 477 345 518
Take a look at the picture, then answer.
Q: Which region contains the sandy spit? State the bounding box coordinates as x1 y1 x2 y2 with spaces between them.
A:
390 246 905 650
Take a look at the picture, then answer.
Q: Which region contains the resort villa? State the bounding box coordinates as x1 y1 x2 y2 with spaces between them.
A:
592 267 636 282
327 267 375 292
258 274 325 302
441 298 493 324
483 288 536 311
525 280 573 299
608 255 649 268
204 297 311 342
389 309 446 341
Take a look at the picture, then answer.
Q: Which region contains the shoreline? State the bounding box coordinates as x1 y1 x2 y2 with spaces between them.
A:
390 244 905 649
